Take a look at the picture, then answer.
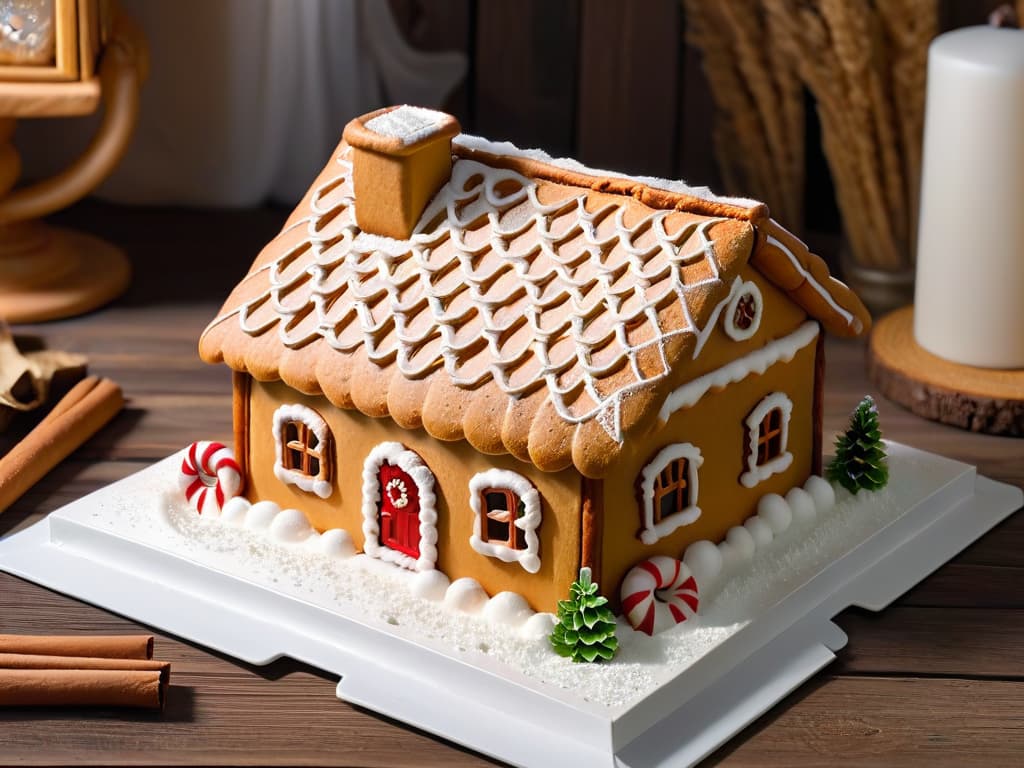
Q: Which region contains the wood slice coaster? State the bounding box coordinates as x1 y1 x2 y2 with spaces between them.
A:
868 306 1024 436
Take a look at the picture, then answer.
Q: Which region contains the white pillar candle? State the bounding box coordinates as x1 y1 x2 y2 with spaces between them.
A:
914 27 1024 369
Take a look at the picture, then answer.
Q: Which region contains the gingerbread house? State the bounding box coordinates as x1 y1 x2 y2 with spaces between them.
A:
199 105 870 613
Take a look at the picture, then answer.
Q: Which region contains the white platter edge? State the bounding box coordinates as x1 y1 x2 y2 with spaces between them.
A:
0 443 1019 768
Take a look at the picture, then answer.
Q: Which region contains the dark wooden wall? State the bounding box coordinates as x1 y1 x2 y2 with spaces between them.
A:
389 0 719 186
390 0 1007 234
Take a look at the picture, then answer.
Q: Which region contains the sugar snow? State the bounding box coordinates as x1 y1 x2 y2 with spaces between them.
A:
61 445 955 711
365 105 451 146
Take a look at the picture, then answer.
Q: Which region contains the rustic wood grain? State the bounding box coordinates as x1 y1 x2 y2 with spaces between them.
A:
676 24 722 189
0 201 1021 766
576 0 682 176
869 308 1024 436
473 0 580 156
835 607 1024 678
710 676 1024 766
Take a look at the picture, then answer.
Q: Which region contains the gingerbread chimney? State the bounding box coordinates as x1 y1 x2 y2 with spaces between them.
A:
342 106 461 240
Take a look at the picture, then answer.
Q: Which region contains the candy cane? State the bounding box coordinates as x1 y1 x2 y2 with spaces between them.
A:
620 556 699 636
179 441 242 515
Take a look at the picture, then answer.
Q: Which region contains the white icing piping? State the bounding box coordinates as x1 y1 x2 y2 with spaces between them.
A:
361 442 439 572
467 469 542 574
765 234 858 331
271 403 333 499
453 133 761 210
659 321 820 421
739 392 794 488
722 281 763 343
225 144 747 443
638 443 704 545
692 277 743 359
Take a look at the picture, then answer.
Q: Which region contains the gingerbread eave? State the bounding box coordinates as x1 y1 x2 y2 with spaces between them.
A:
199 130 869 479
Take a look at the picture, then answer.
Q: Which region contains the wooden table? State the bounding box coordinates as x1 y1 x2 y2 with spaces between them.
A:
1 203 1022 766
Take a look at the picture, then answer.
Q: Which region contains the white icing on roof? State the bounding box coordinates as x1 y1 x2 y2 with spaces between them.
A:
218 148 739 443
364 105 452 146
453 133 762 210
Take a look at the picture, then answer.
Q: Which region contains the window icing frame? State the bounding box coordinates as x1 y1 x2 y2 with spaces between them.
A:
723 280 763 342
740 392 794 488
638 443 703 545
468 469 541 573
272 403 333 498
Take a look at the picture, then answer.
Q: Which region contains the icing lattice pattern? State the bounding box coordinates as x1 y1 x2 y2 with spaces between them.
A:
215 147 746 442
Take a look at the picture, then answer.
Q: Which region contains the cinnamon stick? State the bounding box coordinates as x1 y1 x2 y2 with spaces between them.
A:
0 653 167 675
36 375 101 428
0 376 123 515
0 634 153 659
0 668 165 709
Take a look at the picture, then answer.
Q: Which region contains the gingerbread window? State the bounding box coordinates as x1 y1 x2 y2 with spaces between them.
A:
272 404 333 498
639 443 704 545
740 392 794 488
468 469 541 573
723 280 763 341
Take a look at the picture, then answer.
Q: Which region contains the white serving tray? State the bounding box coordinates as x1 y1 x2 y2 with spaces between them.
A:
0 443 1019 767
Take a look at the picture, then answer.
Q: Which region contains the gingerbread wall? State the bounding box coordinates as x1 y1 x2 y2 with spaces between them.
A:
244 380 582 613
597 267 818 601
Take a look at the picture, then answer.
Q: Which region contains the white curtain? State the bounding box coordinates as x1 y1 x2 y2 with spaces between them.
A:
16 0 466 206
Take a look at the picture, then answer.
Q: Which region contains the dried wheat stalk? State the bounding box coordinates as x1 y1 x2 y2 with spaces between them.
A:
683 0 804 226
762 0 934 272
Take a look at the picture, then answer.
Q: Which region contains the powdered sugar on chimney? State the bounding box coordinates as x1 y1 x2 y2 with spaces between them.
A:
364 105 453 147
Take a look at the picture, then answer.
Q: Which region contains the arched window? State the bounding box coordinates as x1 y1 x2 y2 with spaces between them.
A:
638 443 703 545
741 392 794 487
468 469 541 573
723 280 763 341
272 404 333 498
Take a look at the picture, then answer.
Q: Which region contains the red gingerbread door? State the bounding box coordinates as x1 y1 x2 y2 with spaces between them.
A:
378 462 421 559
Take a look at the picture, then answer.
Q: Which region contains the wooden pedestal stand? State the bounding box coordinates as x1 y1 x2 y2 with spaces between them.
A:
0 17 146 323
868 306 1024 436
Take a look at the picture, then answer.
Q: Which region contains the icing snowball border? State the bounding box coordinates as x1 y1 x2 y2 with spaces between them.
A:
361 442 439 572
740 392 794 488
639 443 704 545
271 404 333 498
468 469 542 573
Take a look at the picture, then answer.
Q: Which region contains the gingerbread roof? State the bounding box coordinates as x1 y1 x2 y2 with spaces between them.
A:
200 127 869 478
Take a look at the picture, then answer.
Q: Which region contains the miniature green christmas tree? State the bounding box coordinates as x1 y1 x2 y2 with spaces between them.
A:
827 395 889 494
550 567 618 663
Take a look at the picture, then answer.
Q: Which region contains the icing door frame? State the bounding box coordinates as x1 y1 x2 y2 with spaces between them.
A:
377 462 422 560
360 442 439 572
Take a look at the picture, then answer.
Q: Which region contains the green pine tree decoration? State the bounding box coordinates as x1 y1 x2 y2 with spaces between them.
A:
827 395 889 494
550 567 619 663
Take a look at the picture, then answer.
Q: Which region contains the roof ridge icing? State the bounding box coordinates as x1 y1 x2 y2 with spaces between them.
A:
452 134 769 222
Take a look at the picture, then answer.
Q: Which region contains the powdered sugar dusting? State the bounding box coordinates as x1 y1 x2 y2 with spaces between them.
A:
365 105 451 146
50 445 957 711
